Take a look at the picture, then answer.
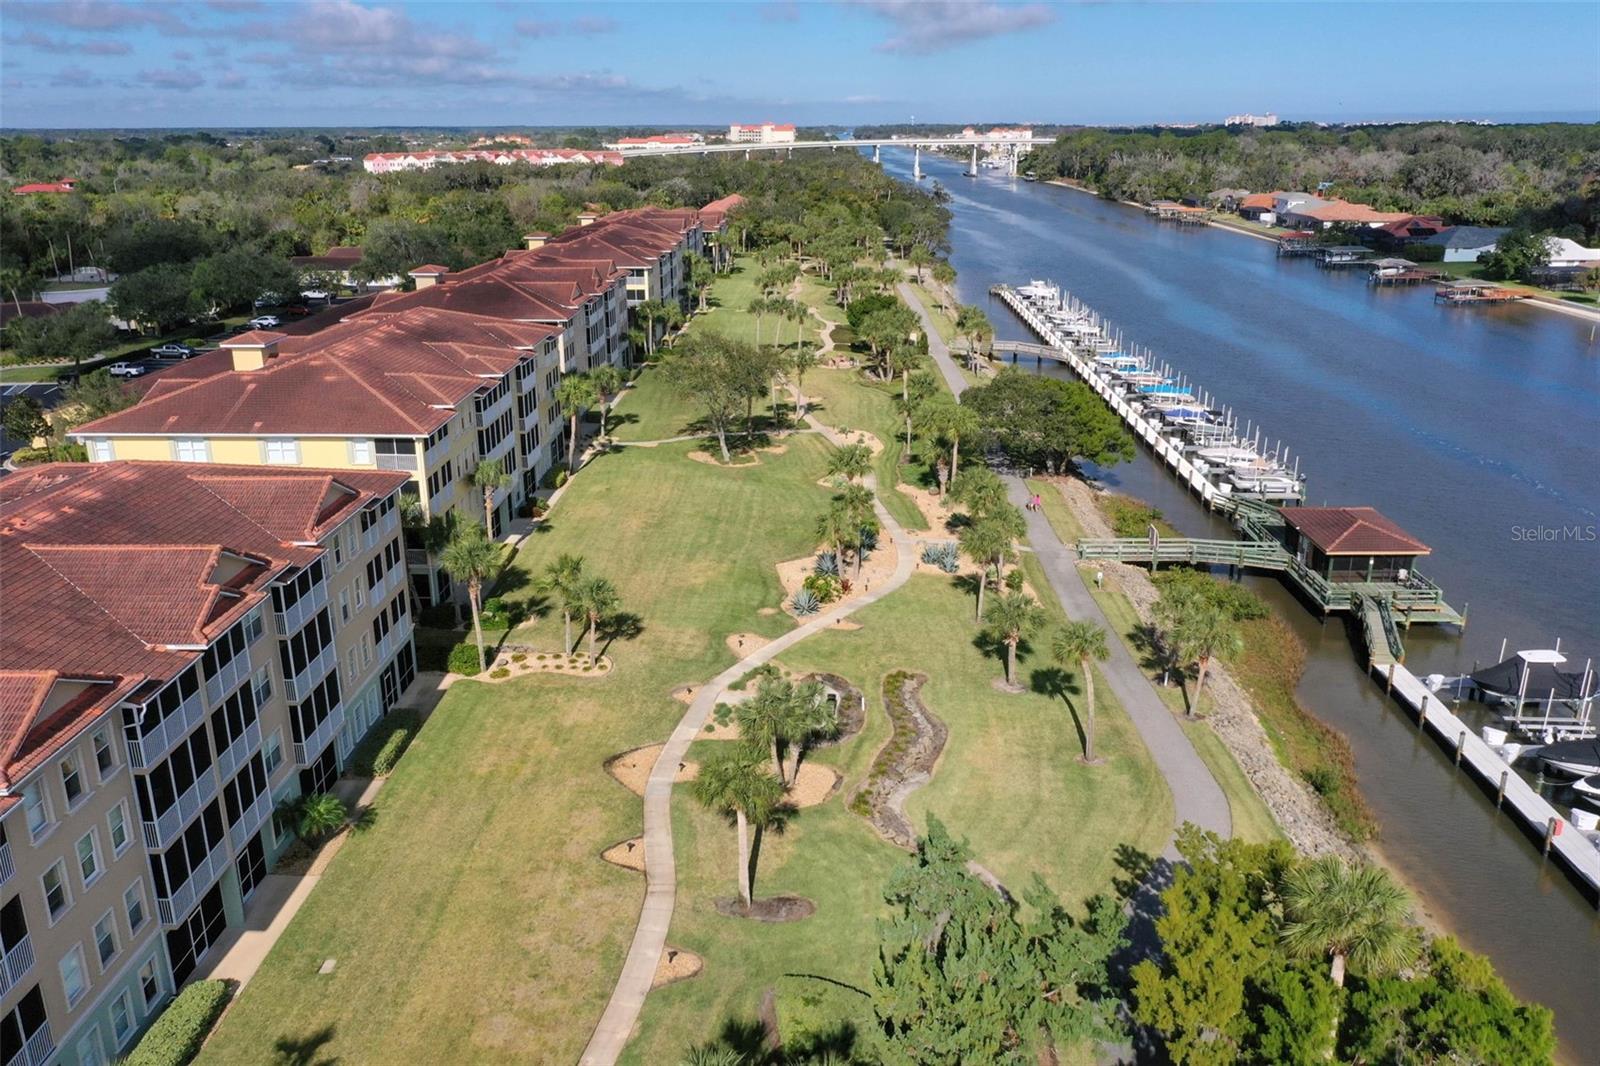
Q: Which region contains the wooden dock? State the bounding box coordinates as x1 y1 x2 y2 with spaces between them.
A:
1435 280 1527 305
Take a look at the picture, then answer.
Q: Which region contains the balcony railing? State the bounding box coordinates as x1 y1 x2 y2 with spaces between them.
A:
293 703 346 766
228 788 274 851
125 688 207 770
155 837 230 927
214 718 262 782
283 644 337 704
424 436 451 471
203 651 252 708
375 451 418 471
274 580 329 637
4 1023 53 1066
142 769 218 851
0 841 12 887
382 507 399 535
0 935 35 997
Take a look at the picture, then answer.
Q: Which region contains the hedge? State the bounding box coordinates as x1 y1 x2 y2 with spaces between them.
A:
447 642 483 676
344 708 421 777
123 979 233 1066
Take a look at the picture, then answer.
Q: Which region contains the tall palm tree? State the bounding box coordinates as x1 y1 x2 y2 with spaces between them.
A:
825 442 873 484
814 503 854 566
736 677 799 783
691 743 785 907
835 483 877 580
636 298 672 356
1052 621 1111 762
686 254 713 313
789 346 818 416
536 553 585 655
949 465 1008 516
918 395 982 483
1281 856 1420 988
955 305 994 371
1169 604 1243 719
589 365 625 437
746 297 771 346
957 517 1014 621
572 574 620 659
440 524 501 673
984 591 1048 688
554 373 597 473
470 458 511 537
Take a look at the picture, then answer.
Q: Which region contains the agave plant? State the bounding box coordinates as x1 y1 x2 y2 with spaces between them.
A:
921 541 960 573
813 550 840 576
790 588 821 616
858 527 879 556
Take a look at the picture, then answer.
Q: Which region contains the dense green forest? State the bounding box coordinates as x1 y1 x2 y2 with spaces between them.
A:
1018 123 1600 236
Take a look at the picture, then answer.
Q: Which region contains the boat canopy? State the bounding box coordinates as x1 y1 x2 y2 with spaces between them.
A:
1538 738 1600 765
1471 656 1591 700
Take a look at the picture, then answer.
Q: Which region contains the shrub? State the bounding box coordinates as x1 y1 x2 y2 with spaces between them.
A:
791 588 821 616
123 978 233 1066
480 597 521 630
345 709 421 777
859 527 879 555
1103 495 1165 538
921 541 960 573
1153 568 1268 621
511 652 527 663
801 573 842 604
1004 568 1024 592
490 667 511 679
447 643 483 676
814 550 840 576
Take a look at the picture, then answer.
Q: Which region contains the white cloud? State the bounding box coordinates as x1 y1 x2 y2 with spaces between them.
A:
4 29 132 54
136 68 204 90
847 0 1056 54
514 15 619 38
7 0 178 32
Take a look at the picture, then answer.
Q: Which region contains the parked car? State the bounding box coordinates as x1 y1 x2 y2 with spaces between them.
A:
300 289 331 302
253 293 283 309
247 315 281 329
150 343 195 359
283 305 311 317
107 362 148 378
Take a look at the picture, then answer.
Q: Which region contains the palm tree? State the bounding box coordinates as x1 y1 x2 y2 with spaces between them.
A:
984 591 1048 688
1052 621 1110 762
789 346 818 416
887 344 925 401
918 395 981 483
282 792 348 843
949 466 1008 515
825 442 873 484
691 743 785 907
440 524 501 673
835 483 877 580
894 372 937 457
814 503 854 565
572 575 620 659
686 254 713 313
736 676 804 784
470 459 511 537
957 508 1024 620
955 304 994 370
555 373 597 473
636 298 672 356
746 297 771 345
589 364 625 437
536 553 585 655
1168 604 1243 719
1281 856 1420 988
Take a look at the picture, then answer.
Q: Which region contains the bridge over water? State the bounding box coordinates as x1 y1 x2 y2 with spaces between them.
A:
618 136 1055 177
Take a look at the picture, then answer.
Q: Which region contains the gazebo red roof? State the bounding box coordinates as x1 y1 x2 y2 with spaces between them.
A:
1279 507 1431 557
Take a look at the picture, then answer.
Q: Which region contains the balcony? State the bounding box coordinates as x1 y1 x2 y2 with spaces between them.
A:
283 644 337 704
155 837 230 928
376 615 413 665
141 769 218 851
382 506 399 535
424 435 451 472
203 652 253 707
4 1023 53 1066
293 703 346 766
0 842 11 887
228 788 273 851
214 718 262 782
0 935 34 997
125 688 206 770
274 580 329 637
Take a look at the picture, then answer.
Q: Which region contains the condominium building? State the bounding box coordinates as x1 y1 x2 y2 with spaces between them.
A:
727 122 796 145
0 461 415 1066
361 148 623 174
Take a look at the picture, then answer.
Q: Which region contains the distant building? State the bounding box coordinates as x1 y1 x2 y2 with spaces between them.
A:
1237 192 1279 223
362 149 622 174
727 123 796 145
1542 236 1600 268
469 133 535 147
1225 113 1279 128
606 134 704 152
1418 226 1509 263
958 126 1034 142
11 178 77 195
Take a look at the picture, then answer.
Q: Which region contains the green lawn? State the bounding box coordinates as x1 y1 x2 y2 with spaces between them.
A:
622 572 1174 1063
802 367 928 532
1431 259 1599 306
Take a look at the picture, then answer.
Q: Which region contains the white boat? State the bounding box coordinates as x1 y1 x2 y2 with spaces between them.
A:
1539 739 1600 777
1017 280 1058 303
1572 773 1600 800
1196 445 1261 466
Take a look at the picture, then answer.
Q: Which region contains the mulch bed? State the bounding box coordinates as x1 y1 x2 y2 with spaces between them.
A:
801 672 866 745
848 671 948 850
714 895 817 922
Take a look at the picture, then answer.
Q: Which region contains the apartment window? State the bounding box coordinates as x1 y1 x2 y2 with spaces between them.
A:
92 727 117 779
252 666 273 708
264 438 300 465
346 648 359 683
77 829 102 887
88 439 113 462
60 945 88 1009
108 802 130 856
339 588 350 623
375 437 417 470
93 911 118 968
111 990 135 1046
174 438 210 463
22 781 51 841
354 580 365 610
61 752 86 808
361 633 373 669
124 881 146 934
263 731 283 776
42 861 71 921
139 958 161 1007
76 1026 107 1066
243 606 264 644
350 439 372 464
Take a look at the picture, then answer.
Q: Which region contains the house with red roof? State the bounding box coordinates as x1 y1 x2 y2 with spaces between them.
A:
10 179 77 195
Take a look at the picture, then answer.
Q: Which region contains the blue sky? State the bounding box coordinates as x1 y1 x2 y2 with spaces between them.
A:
1 1 1595 129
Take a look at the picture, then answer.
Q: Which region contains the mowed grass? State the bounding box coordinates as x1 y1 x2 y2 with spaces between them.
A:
803 366 928 532
200 437 836 1066
622 572 1175 1063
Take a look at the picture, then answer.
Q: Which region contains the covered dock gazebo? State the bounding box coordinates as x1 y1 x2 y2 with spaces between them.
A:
1279 506 1431 583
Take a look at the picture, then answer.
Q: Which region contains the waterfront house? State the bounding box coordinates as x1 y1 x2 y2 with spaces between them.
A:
1542 236 1600 268
1417 226 1509 263
1281 506 1431 584
1237 192 1279 224
1281 199 1412 231
1371 215 1448 248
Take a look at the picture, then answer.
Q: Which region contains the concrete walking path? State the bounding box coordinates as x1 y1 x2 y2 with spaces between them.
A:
900 282 1230 854
578 418 917 1066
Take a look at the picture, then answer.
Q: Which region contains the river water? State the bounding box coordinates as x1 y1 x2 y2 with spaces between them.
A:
877 149 1600 1056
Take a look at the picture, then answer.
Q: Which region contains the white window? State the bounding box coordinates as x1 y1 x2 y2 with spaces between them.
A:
75 1025 105 1066
346 648 359 683
93 911 118 968
360 634 373 669
264 438 300 465
88 439 113 462
61 752 86 808
111 990 135 1045
60 944 88 1008
22 781 52 841
42 861 71 921
263 731 283 775
108 802 130 856
92 727 117 780
252 666 273 707
351 439 372 464
333 533 346 571
174 438 210 463
244 606 264 644
339 588 350 623
124 881 146 933
77 829 102 887
139 958 161 1007
353 580 365 610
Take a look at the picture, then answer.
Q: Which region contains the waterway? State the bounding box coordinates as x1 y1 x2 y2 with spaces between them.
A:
876 148 1600 1058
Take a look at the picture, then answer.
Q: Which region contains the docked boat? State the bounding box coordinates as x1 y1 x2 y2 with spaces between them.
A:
1538 738 1600 778
1572 773 1600 801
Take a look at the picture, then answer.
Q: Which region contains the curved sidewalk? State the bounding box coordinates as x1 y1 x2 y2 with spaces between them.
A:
578 427 916 1065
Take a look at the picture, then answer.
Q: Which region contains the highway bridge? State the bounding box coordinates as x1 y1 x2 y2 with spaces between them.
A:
618 136 1056 177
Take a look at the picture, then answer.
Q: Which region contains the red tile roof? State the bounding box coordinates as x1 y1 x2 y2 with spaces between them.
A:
409 264 451 274
1239 193 1275 210
220 329 288 348
1280 506 1431 556
11 181 76 195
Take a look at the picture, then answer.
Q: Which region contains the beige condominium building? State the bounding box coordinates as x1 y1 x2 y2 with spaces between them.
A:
0 460 414 1066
